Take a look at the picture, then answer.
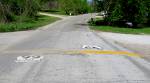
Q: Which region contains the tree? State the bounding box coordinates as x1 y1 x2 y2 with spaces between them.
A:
59 0 90 15
0 0 40 23
59 0 73 14
93 0 104 12
145 0 150 24
0 0 14 23
40 0 59 10
22 0 40 17
104 0 147 27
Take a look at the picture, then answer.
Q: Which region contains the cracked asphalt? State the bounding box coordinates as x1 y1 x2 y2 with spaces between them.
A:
0 14 150 83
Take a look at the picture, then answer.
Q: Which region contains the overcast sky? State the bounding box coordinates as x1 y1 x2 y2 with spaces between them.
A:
87 0 92 2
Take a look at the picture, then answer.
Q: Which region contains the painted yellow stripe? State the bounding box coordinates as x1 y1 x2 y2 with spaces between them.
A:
65 50 141 58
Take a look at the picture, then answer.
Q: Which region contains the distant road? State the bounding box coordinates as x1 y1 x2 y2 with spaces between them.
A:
39 12 67 19
0 14 150 83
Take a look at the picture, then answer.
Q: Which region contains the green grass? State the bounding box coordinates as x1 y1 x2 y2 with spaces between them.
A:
91 26 150 34
0 15 60 32
89 17 150 34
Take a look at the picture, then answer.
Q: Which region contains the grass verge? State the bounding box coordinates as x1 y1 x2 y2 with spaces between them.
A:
90 26 150 34
0 15 60 32
89 17 150 35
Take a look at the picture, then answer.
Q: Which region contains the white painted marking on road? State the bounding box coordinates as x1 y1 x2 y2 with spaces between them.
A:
82 45 89 49
15 55 44 63
92 45 103 50
82 45 103 50
15 56 27 62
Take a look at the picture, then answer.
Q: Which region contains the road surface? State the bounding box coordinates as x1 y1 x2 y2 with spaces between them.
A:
0 14 150 83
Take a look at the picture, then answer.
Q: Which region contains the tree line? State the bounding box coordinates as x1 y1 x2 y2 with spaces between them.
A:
59 0 91 15
41 0 91 15
0 0 91 23
2 0 149 28
93 0 150 27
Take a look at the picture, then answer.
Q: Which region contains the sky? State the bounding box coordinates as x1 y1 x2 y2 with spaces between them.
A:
88 0 92 2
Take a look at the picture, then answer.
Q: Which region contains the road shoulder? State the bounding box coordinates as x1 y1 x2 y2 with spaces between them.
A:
95 31 150 60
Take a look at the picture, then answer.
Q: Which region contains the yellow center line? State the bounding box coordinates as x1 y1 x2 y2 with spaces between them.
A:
65 50 141 58
4 48 141 58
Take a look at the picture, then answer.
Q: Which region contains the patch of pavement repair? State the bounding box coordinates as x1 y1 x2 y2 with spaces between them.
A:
15 55 44 63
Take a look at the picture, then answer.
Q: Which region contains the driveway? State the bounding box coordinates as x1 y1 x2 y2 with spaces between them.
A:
0 14 150 83
39 12 68 19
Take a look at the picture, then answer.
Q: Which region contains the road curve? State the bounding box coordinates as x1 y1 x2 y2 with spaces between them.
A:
0 14 150 83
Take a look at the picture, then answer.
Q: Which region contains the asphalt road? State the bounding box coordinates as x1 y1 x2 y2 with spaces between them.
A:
0 14 150 83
